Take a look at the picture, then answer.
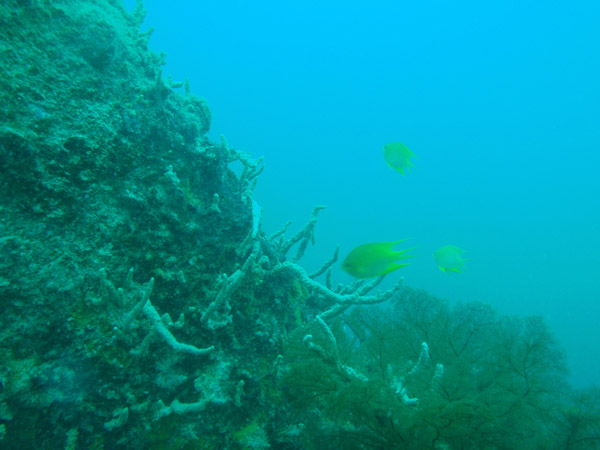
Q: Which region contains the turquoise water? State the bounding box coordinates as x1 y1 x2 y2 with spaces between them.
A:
131 0 600 387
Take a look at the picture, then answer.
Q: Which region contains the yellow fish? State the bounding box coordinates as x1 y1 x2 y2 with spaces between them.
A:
342 240 414 278
434 245 467 273
383 142 415 175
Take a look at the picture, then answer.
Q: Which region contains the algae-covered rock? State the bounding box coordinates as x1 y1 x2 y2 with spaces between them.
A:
0 1 258 448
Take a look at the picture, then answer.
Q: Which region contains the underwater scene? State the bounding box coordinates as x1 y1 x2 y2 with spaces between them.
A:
1 0 599 448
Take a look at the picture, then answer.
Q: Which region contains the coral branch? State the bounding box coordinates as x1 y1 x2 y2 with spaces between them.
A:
272 262 404 321
278 206 326 262
143 299 214 355
309 246 339 279
201 240 261 329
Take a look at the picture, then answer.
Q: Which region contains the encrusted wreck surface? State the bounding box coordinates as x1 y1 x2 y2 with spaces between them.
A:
1 1 598 449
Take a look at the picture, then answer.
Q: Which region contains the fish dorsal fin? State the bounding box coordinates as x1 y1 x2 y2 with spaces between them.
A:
381 263 410 276
388 240 416 260
386 239 411 248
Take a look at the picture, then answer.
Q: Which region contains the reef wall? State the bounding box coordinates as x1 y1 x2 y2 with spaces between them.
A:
1 1 599 449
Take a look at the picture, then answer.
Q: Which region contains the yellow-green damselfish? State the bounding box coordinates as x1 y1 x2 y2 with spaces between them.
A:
383 142 415 175
342 240 414 278
434 245 467 273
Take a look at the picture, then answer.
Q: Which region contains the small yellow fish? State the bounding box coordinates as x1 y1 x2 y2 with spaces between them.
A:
342 240 414 278
383 142 415 175
434 245 467 273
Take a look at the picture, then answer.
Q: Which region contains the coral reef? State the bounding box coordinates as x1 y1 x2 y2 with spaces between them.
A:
0 0 598 449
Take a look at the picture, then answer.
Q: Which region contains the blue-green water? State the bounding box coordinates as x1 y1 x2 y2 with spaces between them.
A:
131 0 600 387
